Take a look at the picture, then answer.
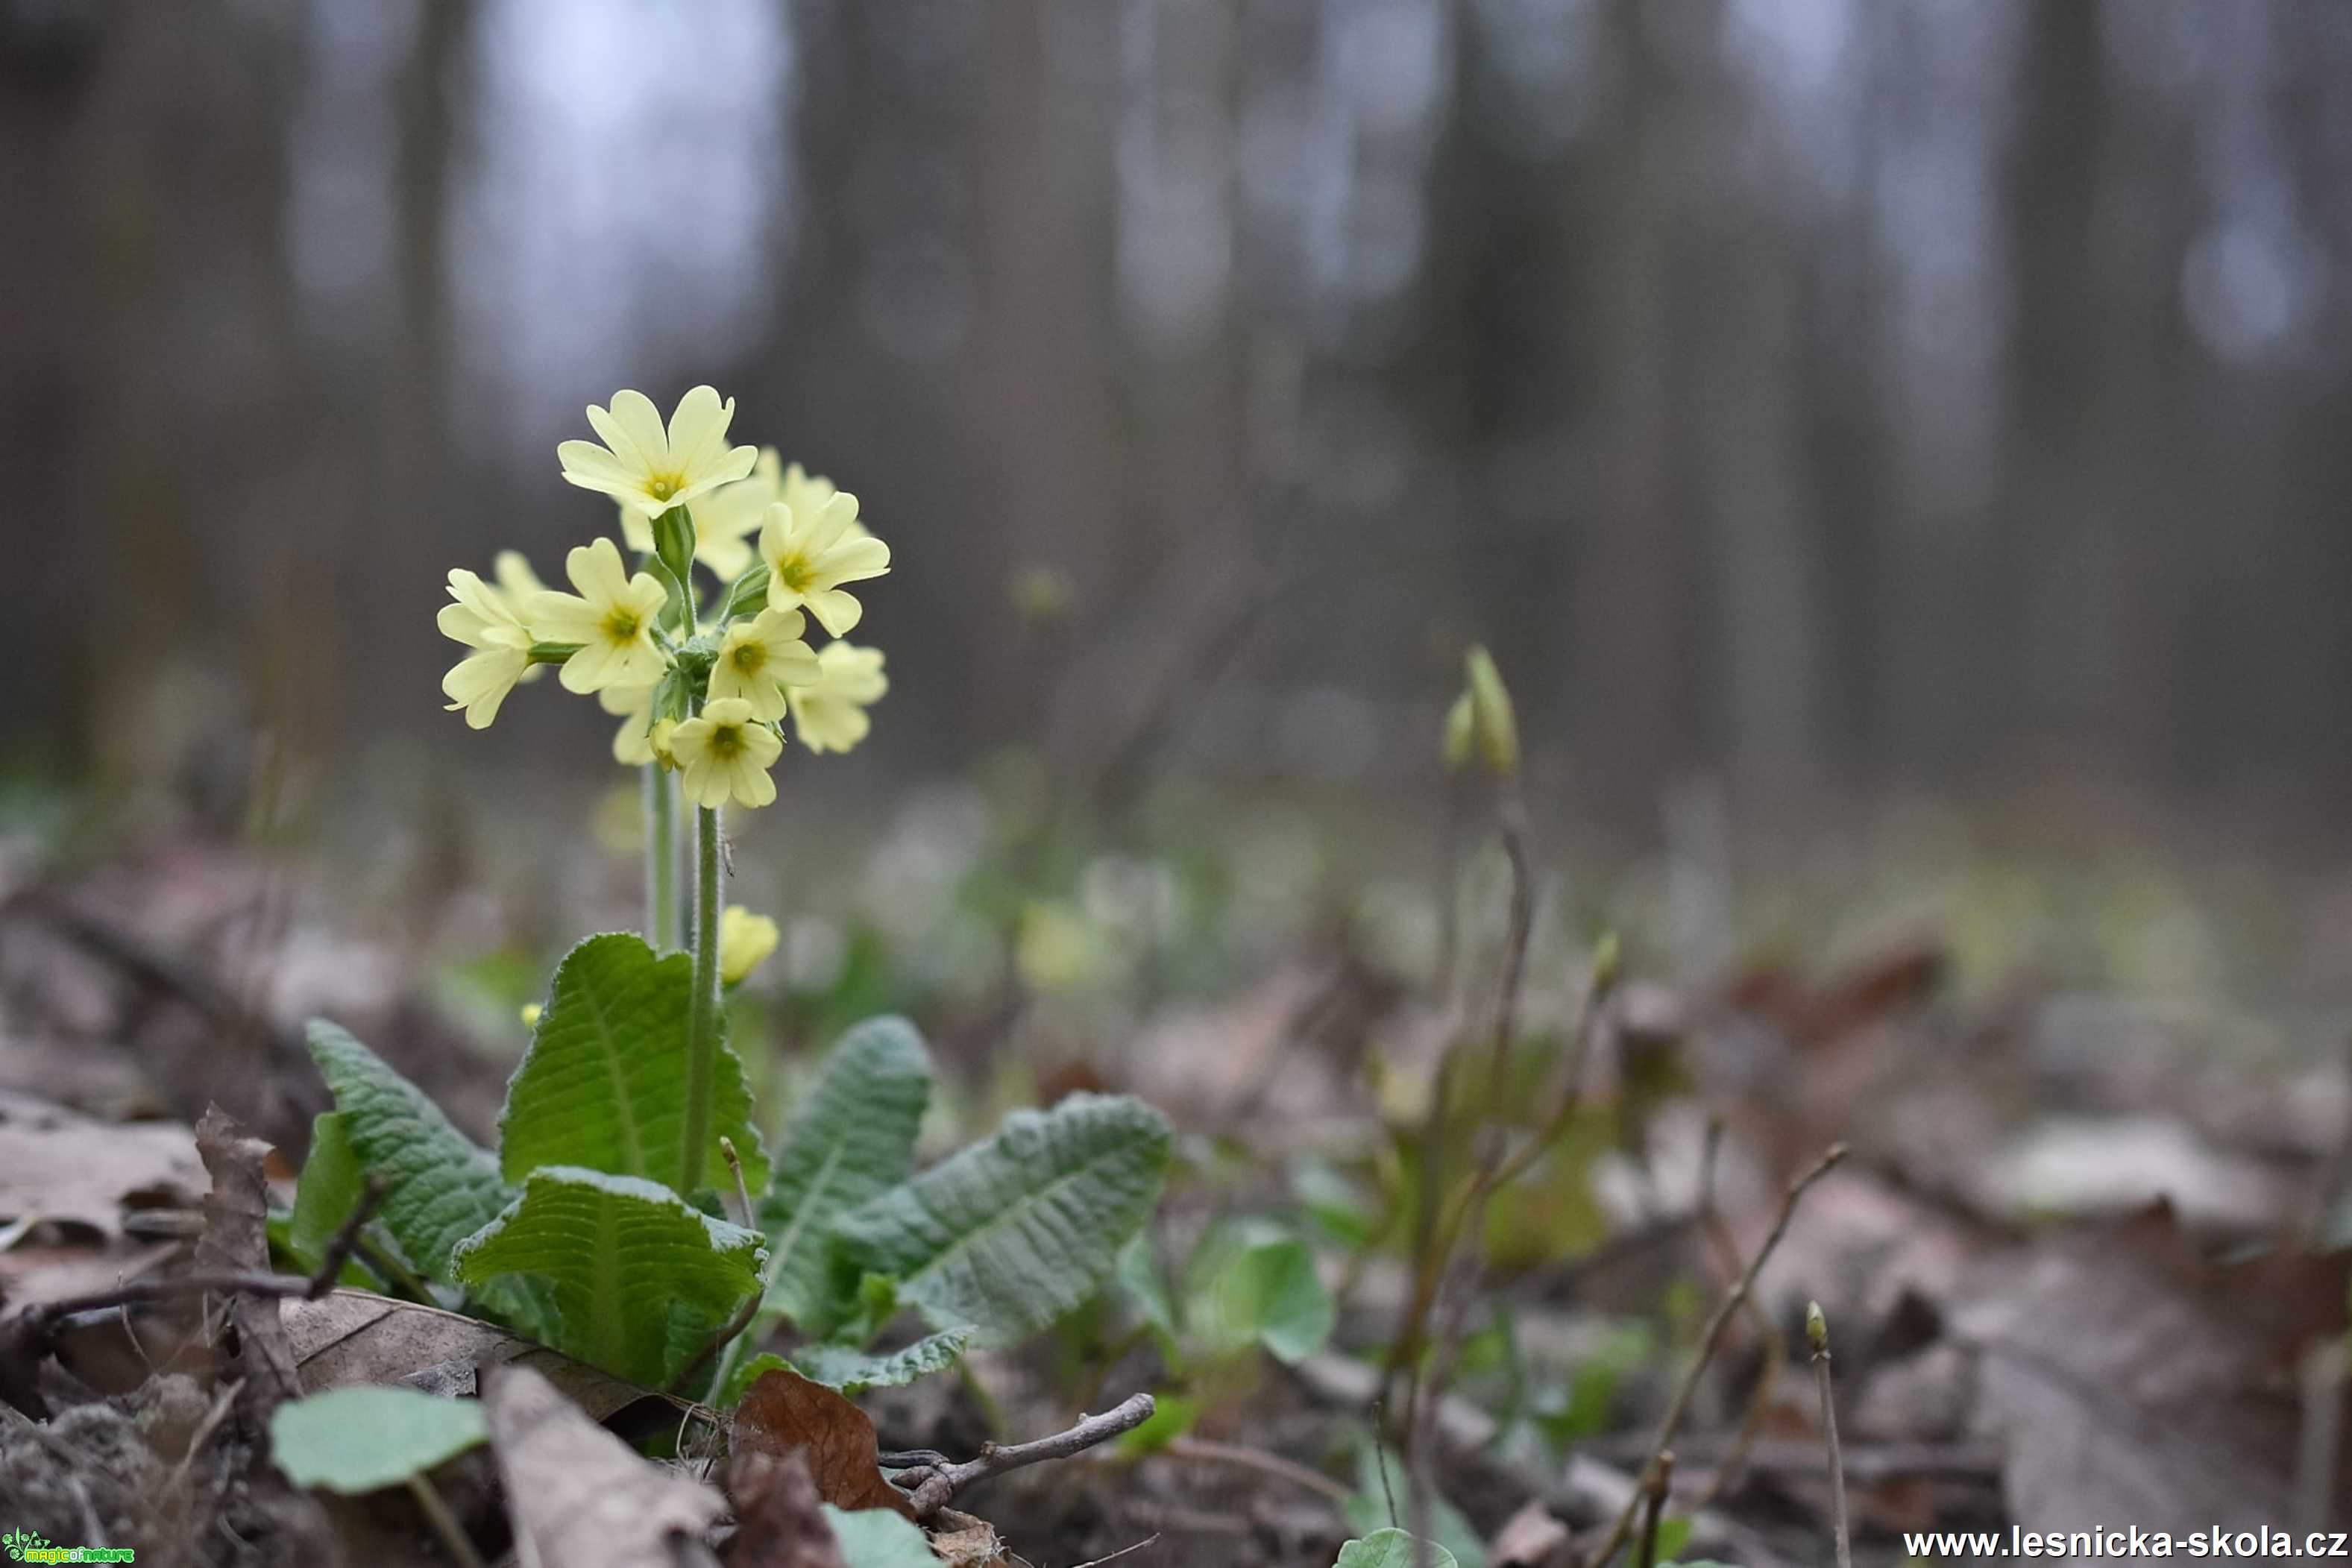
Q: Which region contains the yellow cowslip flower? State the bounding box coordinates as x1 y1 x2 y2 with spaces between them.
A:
668 697 782 809
787 642 887 755
438 568 534 728
526 538 670 694
758 494 890 636
719 905 779 985
618 446 777 582
558 385 758 519
708 608 819 724
779 460 863 535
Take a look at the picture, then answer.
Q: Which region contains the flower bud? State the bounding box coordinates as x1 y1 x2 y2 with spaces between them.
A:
1464 646 1518 778
1806 1299 1829 1356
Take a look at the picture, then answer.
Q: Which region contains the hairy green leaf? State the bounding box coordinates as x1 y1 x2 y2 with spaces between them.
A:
823 1505 937 1568
306 1021 509 1284
452 1165 764 1388
1334 1530 1459 1568
793 1326 973 1394
500 932 769 1197
835 1093 1171 1345
270 1387 487 1493
756 1017 932 1329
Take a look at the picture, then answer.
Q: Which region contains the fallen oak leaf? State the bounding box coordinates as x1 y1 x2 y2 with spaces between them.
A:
484 1363 723 1567
0 1089 204 1243
732 1364 916 1519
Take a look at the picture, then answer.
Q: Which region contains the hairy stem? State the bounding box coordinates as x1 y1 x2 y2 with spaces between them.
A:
680 803 723 1195
1814 1323 1853 1568
645 764 677 948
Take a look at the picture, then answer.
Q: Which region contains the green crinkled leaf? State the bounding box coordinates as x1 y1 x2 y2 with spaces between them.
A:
793 1326 973 1394
269 1387 487 1494
822 1505 937 1568
1184 1219 1336 1365
452 1165 764 1388
501 933 770 1198
835 1093 1172 1346
1334 1530 1459 1568
286 1112 368 1276
756 1017 931 1329
306 1021 510 1285
719 1326 973 1406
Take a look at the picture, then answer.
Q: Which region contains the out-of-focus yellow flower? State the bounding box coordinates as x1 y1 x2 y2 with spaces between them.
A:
601 684 658 764
526 537 670 694
520 1002 543 1029
619 446 777 581
559 386 757 519
719 905 779 985
669 697 782 809
708 608 819 724
758 495 889 636
438 568 534 728
787 642 887 755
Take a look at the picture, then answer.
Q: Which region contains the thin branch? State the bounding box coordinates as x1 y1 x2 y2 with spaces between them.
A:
1688 1118 1783 1511
891 1392 1155 1521
1071 1534 1162 1567
1 1177 386 1419
665 1289 762 1399
1634 1451 1675 1568
1588 1143 1849 1568
1163 1436 1350 1504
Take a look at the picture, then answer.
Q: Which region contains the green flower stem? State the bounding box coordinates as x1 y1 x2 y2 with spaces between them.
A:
680 802 723 1195
644 763 676 948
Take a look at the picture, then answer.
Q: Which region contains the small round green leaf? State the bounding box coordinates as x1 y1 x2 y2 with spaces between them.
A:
270 1387 488 1494
1336 1528 1460 1568
823 1505 938 1567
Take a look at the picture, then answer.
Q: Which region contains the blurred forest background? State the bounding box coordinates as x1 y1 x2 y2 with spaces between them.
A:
4 0 2352 869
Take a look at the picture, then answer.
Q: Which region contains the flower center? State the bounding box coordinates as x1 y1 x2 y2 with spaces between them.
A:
732 642 765 675
777 554 816 592
603 608 641 643
649 475 679 501
709 725 743 759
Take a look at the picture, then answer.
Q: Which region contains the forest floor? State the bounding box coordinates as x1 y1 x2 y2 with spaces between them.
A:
2 810 2349 1567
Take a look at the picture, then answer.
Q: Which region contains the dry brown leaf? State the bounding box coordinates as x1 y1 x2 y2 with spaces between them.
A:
1489 1500 1571 1567
732 1364 916 1520
1953 1203 2352 1536
0 1089 204 1242
485 1363 723 1567
281 1290 670 1423
928 1508 1013 1567
195 1103 299 1415
723 1449 850 1568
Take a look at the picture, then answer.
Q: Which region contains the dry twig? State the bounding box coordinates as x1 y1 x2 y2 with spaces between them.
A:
1809 1302 1853 1568
1587 1142 1849 1568
887 1392 1156 1521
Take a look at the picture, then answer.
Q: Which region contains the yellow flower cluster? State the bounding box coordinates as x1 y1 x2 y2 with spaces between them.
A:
437 386 892 809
